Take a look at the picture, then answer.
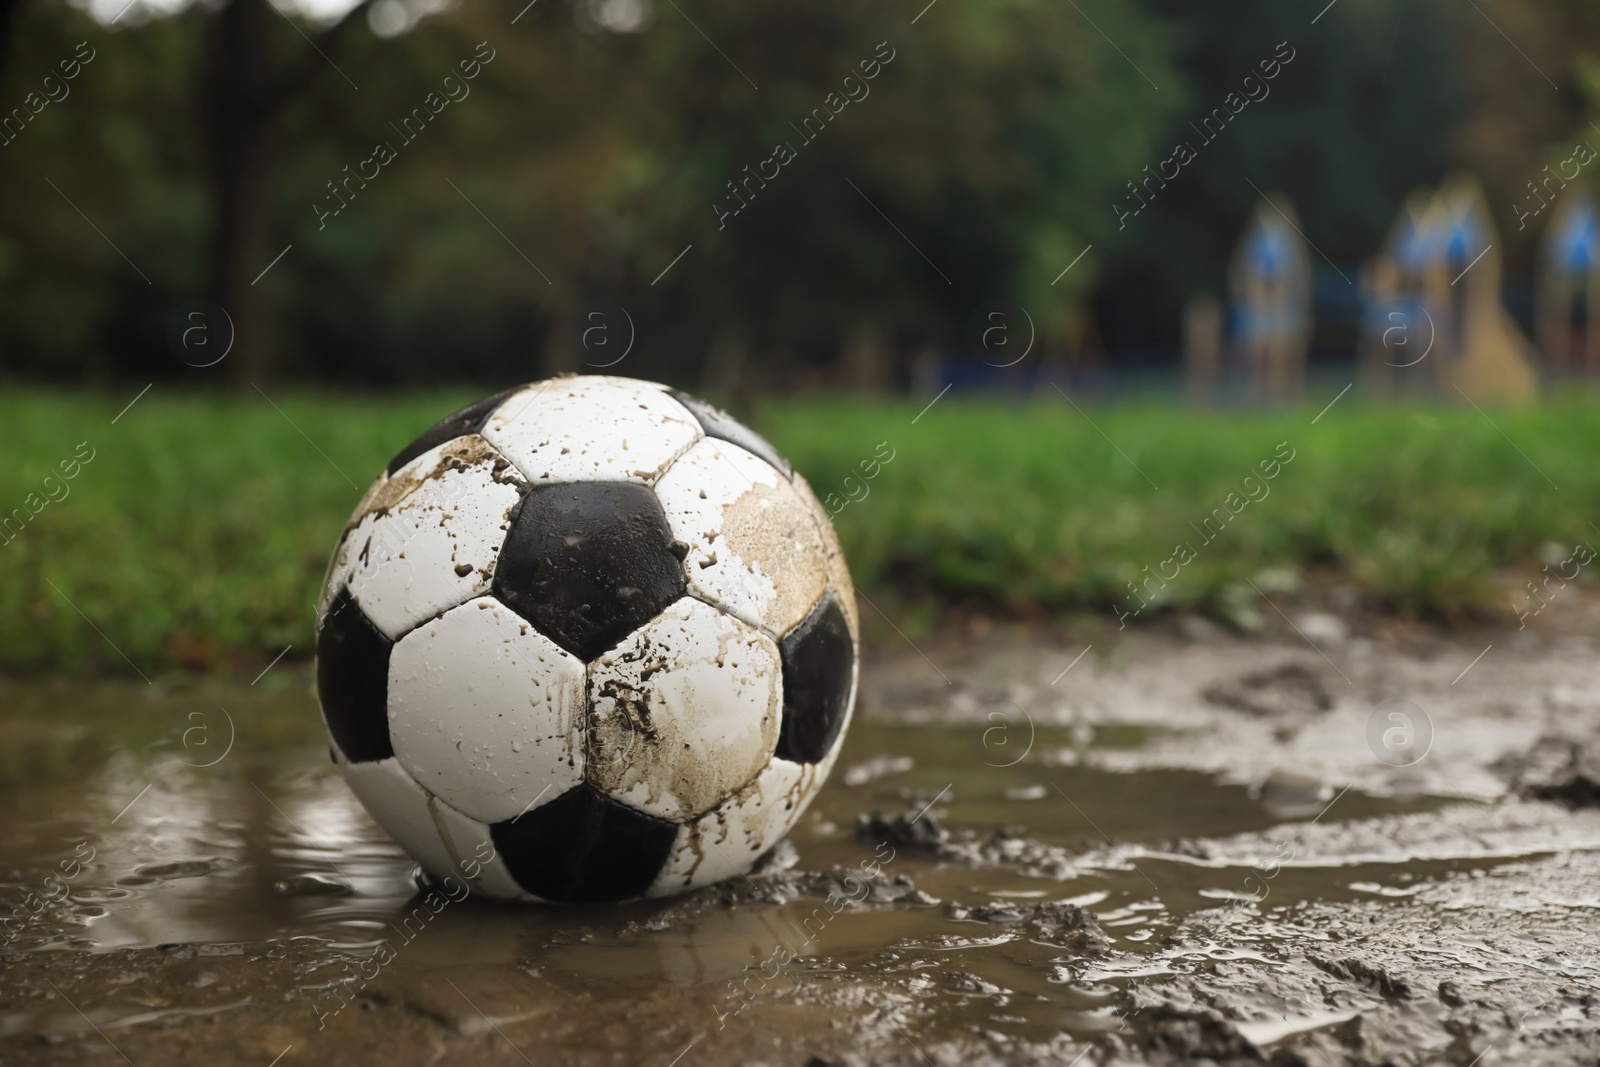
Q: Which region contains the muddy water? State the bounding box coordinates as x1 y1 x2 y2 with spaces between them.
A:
2 621 1600 1066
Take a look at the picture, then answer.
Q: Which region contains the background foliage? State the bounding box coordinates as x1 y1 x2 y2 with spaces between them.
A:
1 0 1596 386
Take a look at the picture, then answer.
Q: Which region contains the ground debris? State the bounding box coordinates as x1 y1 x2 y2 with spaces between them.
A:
1137 1004 1264 1062
620 864 940 933
1495 731 1600 808
1202 662 1333 718
940 827 1084 880
1307 953 1412 999
853 809 1094 881
1107 856 1600 1067
751 866 936 906
855 809 949 851
942 971 1007 996
945 900 1111 956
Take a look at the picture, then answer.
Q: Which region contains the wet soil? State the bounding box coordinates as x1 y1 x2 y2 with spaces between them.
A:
3 601 1600 1066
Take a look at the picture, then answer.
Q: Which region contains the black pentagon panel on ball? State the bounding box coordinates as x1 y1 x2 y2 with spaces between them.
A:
666 388 792 478
490 783 677 903
491 481 688 661
316 587 396 763
385 387 517 475
775 591 854 764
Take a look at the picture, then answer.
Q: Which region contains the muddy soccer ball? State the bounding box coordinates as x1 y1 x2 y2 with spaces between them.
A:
313 376 858 903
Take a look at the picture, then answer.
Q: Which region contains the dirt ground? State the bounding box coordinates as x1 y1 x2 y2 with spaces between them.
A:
3 589 1600 1066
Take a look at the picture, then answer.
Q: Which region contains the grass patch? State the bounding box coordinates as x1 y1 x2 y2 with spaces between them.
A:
0 388 1590 676
768 396 1585 623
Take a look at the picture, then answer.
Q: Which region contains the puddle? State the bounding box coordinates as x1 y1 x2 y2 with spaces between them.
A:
1 664 1597 1065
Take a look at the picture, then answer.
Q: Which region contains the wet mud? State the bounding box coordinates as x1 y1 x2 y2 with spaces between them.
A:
3 605 1600 1065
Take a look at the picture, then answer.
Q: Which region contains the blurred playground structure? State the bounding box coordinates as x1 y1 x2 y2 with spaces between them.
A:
1538 189 1600 379
1176 172 1600 406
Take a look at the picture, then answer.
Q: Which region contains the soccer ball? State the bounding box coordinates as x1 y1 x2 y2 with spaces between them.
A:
314 376 858 903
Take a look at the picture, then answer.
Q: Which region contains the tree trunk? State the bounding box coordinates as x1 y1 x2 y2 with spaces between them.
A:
840 322 889 392
199 0 280 385
198 0 372 386
0 0 25 83
541 302 579 377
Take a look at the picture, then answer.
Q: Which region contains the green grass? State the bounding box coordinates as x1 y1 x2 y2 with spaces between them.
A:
0 387 1591 677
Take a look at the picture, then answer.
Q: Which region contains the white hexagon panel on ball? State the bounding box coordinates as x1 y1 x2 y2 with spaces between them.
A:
322 435 525 640
481 376 701 486
586 596 781 823
649 756 821 896
339 755 461 883
387 596 587 826
655 436 830 641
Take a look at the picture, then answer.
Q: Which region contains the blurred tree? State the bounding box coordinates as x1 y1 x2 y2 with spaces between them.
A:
620 0 1181 381
0 1 198 380
266 0 1183 387
1096 0 1469 356
0 0 24 72
198 0 371 384
0 0 1348 387
1447 0 1600 271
